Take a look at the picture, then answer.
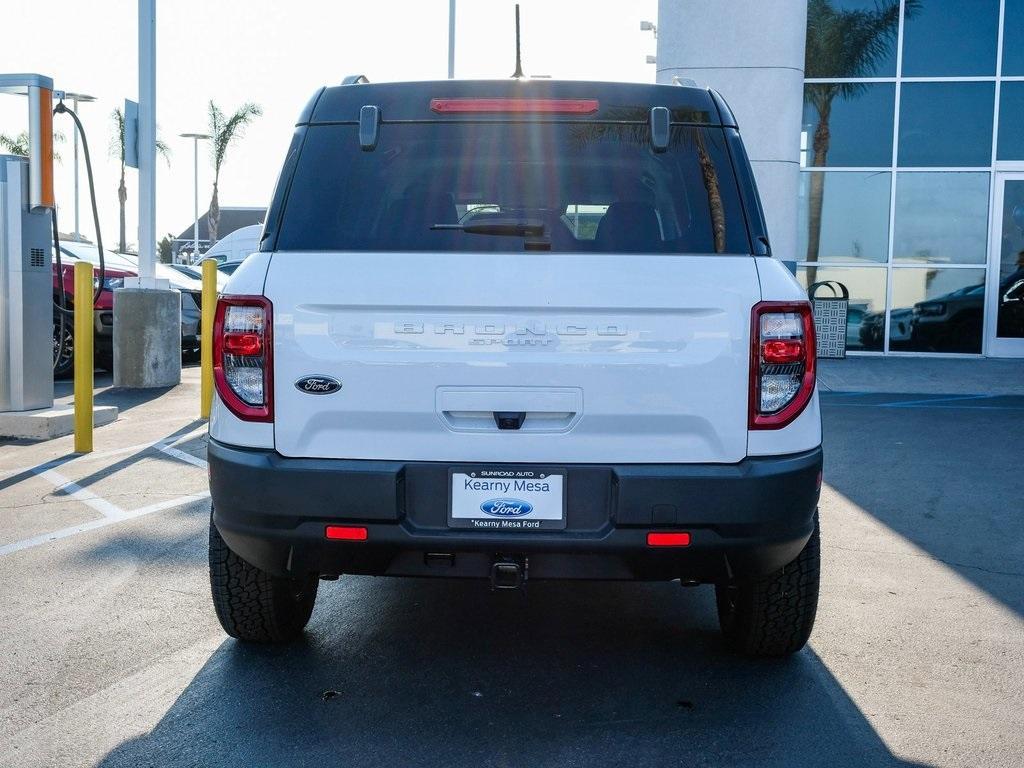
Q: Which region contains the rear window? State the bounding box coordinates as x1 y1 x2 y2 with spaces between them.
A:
273 121 750 254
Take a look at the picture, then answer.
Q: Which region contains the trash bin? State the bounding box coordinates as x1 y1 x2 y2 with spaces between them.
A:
808 281 849 359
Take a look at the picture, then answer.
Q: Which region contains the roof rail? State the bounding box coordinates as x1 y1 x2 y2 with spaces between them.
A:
341 75 370 85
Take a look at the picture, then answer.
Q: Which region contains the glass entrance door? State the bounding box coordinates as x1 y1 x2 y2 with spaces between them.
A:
986 174 1024 357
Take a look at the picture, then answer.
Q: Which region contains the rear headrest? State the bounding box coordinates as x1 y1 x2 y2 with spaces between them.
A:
594 201 662 251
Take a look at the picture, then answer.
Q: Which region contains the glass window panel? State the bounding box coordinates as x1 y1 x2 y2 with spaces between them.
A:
796 265 887 351
897 83 994 167
893 172 989 264
798 171 891 263
901 0 999 76
803 83 895 167
891 268 986 353
1003 0 1024 75
805 0 898 78
997 83 1024 160
996 180 1024 341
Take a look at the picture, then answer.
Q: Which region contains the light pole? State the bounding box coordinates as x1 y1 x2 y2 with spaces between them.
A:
180 132 210 264
448 0 456 78
63 92 96 242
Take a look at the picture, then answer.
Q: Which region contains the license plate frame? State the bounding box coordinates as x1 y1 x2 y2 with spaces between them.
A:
447 466 567 531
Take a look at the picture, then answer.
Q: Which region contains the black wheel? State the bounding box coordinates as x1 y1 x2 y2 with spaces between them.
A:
715 512 820 658
209 508 318 643
53 309 74 379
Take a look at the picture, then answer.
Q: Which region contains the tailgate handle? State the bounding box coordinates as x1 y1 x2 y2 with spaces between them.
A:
494 412 526 430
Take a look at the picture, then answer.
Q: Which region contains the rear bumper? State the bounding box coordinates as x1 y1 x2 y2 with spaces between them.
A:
209 440 822 583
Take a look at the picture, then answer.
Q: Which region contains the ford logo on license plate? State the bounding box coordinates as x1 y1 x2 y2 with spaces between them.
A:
295 375 342 395
480 498 534 517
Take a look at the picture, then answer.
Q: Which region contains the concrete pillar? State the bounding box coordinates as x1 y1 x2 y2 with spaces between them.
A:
113 289 181 388
656 0 807 267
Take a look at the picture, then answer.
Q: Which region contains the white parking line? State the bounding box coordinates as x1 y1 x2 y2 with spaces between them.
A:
0 491 211 556
155 443 208 469
0 428 211 558
37 469 125 518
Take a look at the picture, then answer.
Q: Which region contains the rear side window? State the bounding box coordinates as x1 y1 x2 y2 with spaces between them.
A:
274 121 750 254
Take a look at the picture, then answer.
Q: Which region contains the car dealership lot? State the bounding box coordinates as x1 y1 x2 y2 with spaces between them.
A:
0 367 1022 768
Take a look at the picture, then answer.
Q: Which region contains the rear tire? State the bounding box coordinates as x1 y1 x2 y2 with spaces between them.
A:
715 512 820 657
53 310 74 379
208 508 318 643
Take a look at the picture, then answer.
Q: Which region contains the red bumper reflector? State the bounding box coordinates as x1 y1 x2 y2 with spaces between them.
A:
430 98 599 114
325 525 368 541
647 532 691 547
761 339 805 364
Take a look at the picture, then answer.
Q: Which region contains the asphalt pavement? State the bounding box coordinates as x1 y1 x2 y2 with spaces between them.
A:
0 368 1021 768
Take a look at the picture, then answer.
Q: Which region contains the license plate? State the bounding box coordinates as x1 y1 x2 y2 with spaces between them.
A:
448 467 567 531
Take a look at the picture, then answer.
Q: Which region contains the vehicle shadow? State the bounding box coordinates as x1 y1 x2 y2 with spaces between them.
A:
820 393 1024 616
95 578 922 768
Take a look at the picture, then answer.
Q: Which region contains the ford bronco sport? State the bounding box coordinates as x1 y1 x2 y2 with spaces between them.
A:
207 78 822 657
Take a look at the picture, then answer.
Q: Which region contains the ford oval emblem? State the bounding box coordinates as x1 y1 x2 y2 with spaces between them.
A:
480 498 534 517
294 375 342 395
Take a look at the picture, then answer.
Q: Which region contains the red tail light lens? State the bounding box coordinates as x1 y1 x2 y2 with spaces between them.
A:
430 98 599 114
749 302 815 430
761 339 804 364
213 295 273 422
223 332 263 356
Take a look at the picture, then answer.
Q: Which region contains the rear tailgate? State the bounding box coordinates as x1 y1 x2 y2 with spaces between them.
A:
267 251 758 464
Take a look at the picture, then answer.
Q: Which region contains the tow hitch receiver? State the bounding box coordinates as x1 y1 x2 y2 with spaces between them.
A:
490 557 527 590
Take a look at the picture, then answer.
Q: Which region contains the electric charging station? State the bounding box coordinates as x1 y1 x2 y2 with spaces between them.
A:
0 73 117 439
0 74 55 413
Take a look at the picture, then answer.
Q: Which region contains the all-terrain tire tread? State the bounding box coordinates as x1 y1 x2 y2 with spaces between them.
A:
717 513 820 657
208 509 317 643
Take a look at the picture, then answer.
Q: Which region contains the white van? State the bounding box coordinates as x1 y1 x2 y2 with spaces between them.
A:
204 224 261 266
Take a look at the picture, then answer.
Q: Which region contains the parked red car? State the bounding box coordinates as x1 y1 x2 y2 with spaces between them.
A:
52 249 134 377
52 243 206 377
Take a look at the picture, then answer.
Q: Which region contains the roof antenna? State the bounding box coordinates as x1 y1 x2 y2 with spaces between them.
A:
511 3 525 79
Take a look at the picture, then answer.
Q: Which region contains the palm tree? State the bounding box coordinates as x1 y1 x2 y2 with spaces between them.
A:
206 101 262 244
110 108 170 253
804 0 914 275
0 130 65 160
110 109 169 252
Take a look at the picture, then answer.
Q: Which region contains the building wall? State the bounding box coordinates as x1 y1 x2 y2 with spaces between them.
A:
657 0 1024 357
656 0 808 265
797 0 1024 356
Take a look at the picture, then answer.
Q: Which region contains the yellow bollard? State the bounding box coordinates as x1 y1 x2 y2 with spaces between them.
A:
73 261 93 453
200 259 218 419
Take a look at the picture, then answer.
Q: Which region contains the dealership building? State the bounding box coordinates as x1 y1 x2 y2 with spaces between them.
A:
657 0 1024 357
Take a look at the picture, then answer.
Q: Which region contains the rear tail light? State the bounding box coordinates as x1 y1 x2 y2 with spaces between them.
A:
213 295 273 422
749 301 816 429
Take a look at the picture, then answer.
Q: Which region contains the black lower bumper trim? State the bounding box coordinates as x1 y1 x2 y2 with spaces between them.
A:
209 440 822 582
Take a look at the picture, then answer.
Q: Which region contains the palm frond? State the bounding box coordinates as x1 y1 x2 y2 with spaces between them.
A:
0 129 65 161
208 101 262 175
805 0 907 80
110 108 126 163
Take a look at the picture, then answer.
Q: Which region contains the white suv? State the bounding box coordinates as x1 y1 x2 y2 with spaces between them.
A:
206 79 822 657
